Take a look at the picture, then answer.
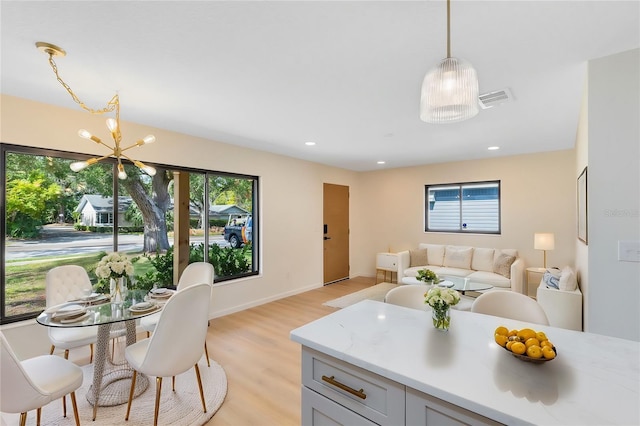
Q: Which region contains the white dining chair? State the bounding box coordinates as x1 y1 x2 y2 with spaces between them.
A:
46 265 98 362
471 290 550 325
384 285 430 311
140 261 214 365
124 283 211 426
1 332 83 426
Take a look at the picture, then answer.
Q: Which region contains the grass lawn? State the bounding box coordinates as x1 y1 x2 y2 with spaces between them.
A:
4 251 155 317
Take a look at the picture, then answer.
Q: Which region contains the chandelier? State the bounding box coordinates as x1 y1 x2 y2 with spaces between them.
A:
36 42 156 179
419 0 479 124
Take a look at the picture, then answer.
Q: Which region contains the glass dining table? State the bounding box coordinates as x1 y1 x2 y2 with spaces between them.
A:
36 289 172 420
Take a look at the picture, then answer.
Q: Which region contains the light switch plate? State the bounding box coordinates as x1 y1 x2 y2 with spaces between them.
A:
618 241 640 262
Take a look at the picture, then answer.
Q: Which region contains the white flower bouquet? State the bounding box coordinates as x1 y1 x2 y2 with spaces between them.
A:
424 286 461 330
95 252 134 280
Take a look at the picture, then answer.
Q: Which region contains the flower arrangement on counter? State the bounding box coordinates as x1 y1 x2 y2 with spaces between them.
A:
424 286 461 331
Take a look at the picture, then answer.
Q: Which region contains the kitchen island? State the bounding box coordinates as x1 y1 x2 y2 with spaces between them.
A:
290 300 639 425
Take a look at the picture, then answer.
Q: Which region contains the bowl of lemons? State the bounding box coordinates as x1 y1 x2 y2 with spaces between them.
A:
494 326 557 364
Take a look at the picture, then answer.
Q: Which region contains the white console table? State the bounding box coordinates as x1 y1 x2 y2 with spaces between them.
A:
375 253 398 284
291 300 639 425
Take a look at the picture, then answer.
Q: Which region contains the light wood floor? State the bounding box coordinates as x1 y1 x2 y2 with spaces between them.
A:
205 276 374 426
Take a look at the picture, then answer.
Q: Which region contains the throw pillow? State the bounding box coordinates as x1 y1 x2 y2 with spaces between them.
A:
559 266 578 291
472 248 495 272
493 254 516 278
409 249 428 267
444 246 473 269
543 267 561 289
424 244 446 266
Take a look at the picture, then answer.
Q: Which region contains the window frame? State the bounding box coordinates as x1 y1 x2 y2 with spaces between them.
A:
424 180 501 234
1 142 259 324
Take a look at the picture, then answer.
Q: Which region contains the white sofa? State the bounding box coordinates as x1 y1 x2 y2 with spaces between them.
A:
397 244 524 293
536 266 583 331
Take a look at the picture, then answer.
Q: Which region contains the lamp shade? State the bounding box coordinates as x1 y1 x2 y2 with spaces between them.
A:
420 57 479 124
534 233 555 251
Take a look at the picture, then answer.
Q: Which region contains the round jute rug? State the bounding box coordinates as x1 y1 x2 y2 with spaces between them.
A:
1 356 227 426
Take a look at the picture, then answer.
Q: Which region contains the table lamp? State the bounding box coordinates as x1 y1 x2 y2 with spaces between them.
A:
534 233 555 268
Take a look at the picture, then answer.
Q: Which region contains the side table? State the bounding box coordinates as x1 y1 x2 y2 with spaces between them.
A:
376 253 398 283
525 267 547 298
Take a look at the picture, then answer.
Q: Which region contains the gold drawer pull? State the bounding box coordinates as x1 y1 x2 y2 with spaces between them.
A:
321 375 367 400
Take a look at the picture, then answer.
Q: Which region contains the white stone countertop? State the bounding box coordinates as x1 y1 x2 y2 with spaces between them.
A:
290 300 640 425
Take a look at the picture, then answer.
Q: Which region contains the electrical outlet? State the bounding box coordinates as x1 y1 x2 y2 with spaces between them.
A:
618 241 640 262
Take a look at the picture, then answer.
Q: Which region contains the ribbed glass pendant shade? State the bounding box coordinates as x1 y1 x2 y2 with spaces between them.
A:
420 57 479 124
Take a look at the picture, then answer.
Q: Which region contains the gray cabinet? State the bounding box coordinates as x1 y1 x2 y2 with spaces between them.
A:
301 347 502 426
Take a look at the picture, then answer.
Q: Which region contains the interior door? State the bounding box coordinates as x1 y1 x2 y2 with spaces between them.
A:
323 183 349 284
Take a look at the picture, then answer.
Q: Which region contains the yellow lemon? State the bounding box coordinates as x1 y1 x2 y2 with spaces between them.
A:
506 341 515 351
510 342 526 355
495 326 509 336
508 329 518 337
517 328 536 341
525 337 541 348
526 345 543 359
542 346 556 360
541 340 554 349
536 331 547 342
495 334 509 347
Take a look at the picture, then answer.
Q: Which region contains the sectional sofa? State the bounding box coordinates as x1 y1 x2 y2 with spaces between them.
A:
397 244 524 293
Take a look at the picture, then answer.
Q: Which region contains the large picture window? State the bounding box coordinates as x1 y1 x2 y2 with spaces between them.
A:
425 181 500 234
1 143 258 324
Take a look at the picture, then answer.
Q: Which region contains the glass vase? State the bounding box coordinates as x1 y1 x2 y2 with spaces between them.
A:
432 305 451 331
110 277 125 305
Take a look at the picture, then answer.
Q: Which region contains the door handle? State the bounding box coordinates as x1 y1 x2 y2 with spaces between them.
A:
324 236 331 240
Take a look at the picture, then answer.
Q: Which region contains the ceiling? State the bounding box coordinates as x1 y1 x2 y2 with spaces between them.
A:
2 1 638 172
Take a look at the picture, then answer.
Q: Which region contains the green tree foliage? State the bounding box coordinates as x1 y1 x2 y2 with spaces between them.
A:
6 175 61 238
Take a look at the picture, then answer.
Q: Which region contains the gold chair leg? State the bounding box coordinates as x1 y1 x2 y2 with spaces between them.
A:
204 342 210 367
61 349 69 417
49 345 55 355
37 408 41 426
154 377 163 426
125 370 138 421
146 331 150 338
70 392 80 426
172 376 176 392
90 343 94 363
19 412 27 426
194 364 207 413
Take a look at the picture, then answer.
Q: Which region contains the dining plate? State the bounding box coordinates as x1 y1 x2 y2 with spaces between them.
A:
437 281 454 288
51 304 85 318
81 292 101 301
151 288 168 294
59 312 90 324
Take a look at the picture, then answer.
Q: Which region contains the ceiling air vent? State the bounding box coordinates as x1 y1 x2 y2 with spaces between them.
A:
478 88 513 109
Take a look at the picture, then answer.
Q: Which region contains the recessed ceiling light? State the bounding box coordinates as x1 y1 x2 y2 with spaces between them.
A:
305 141 316 146
488 146 500 151
377 161 386 165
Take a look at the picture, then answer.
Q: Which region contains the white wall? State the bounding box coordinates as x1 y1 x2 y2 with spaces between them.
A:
574 77 589 330
586 48 640 341
0 95 361 325
352 150 577 280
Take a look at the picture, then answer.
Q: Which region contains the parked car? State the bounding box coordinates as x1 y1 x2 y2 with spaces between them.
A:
224 214 252 248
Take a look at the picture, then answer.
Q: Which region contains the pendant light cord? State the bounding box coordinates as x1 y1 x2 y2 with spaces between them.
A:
446 0 451 58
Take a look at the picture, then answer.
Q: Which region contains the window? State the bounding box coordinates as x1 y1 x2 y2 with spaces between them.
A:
425 181 500 234
1 143 258 324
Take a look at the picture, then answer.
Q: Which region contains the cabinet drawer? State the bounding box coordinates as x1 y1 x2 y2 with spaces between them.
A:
406 387 503 426
377 253 398 271
302 386 377 426
302 348 405 425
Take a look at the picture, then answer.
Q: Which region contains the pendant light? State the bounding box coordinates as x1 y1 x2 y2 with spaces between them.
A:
420 0 479 124
36 42 157 179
